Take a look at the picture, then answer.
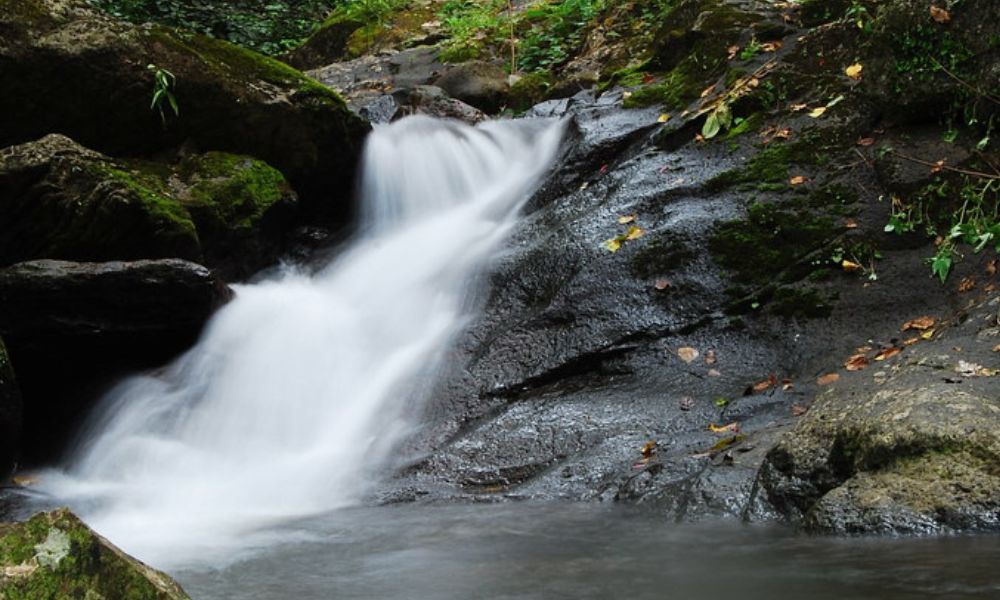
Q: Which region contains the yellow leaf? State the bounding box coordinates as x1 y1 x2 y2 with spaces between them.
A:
809 106 827 118
841 259 862 271
921 328 936 340
677 346 699 363
657 113 671 123
618 214 636 224
790 103 808 112
604 238 622 252
622 91 633 99
625 226 645 241
845 63 864 80
708 422 740 434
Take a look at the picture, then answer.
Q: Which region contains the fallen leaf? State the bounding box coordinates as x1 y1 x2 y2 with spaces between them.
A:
817 373 840 385
679 397 695 411
957 360 997 377
842 259 862 272
753 374 779 392
658 113 671 123
618 214 636 224
857 137 876 146
760 41 783 52
622 91 633 99
625 226 645 241
603 238 622 252
845 218 859 229
987 260 998 276
694 133 706 143
903 336 921 346
809 106 827 118
845 354 869 371
677 346 700 363
782 378 794 391
790 103 808 112
700 83 717 98
641 440 657 457
790 175 808 185
705 349 717 364
902 315 936 331
774 128 792 140
642 72 655 84
654 279 672 290
929 5 951 23
958 276 976 293
708 422 741 434
930 159 945 174
791 404 808 416
708 368 722 377
727 45 740 60
920 328 936 340
874 346 902 361
845 63 864 80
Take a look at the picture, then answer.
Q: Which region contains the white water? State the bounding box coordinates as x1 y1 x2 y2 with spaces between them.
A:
37 116 564 567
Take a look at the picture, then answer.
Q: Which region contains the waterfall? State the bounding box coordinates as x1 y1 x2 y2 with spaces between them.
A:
37 115 565 567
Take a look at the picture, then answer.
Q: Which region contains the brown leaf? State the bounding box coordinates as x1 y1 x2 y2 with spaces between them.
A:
700 83 717 98
791 404 808 416
902 315 936 331
760 41 783 52
930 159 945 174
903 336 921 346
929 5 951 23
727 45 740 60
753 373 779 392
781 378 794 391
874 346 902 361
844 63 864 80
677 346 700 363
817 373 840 385
708 422 741 434
842 259 862 272
790 103 808 112
845 218 859 229
987 260 998 276
654 279 672 290
790 175 808 185
844 354 869 371
641 440 657 457
958 276 976 293
704 349 717 365
857 137 876 146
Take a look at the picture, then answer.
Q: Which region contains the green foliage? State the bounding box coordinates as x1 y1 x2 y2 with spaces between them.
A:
86 0 342 55
147 63 178 126
342 0 408 25
516 0 606 72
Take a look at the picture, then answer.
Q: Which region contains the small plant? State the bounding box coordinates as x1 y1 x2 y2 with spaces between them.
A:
844 2 874 33
147 64 179 126
738 37 762 61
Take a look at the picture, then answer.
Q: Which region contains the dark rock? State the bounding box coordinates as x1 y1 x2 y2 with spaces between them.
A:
0 0 369 223
0 134 298 279
283 12 364 70
0 336 21 481
392 86 486 124
433 61 510 113
0 259 232 464
0 508 191 599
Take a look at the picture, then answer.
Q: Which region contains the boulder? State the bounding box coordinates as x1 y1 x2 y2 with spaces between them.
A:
433 61 510 113
0 337 21 481
759 381 1000 533
0 134 298 279
0 508 190 599
0 259 232 463
0 0 369 222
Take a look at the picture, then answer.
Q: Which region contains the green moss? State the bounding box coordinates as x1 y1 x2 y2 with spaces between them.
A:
709 202 840 287
509 71 552 111
92 164 198 241
724 112 765 140
176 152 289 233
623 69 701 110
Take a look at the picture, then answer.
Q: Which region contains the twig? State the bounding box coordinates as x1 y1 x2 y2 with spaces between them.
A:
928 56 1000 106
891 150 1000 180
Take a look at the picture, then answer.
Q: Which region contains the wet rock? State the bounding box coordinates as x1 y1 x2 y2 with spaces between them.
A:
0 259 231 464
392 86 486 124
0 508 190 599
0 337 21 481
759 381 1000 533
433 61 510 113
0 0 369 223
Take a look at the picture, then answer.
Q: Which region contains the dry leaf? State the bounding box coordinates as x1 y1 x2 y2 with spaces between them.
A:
874 346 902 361
987 260 998 276
694 133 706 143
618 214 636 224
700 83 717 98
845 63 864 80
625 226 645 241
791 404 808 416
677 346 700 363
845 218 859 229
708 422 741 434
958 276 976 293
790 175 807 185
705 349 717 365
654 279 672 290
817 373 840 385
760 41 783 52
641 440 657 457
774 128 792 140
782 378 794 391
658 113 671 123
727 45 740 60
809 106 827 118
920 328 936 340
930 159 945 174
902 315 936 331
790 103 808 112
957 360 998 377
753 374 779 392
842 259 862 272
903 336 921 346
929 5 951 23
845 354 869 371
992 343 1000 352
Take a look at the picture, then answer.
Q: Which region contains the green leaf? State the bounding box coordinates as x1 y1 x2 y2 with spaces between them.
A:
702 112 721 139
930 251 952 283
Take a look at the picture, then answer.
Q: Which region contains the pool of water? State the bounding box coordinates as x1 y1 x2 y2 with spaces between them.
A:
173 502 1000 600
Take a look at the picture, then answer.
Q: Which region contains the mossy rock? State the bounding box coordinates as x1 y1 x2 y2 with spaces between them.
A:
760 383 1000 533
0 336 21 481
0 508 191 599
283 10 365 70
0 134 296 278
0 0 369 224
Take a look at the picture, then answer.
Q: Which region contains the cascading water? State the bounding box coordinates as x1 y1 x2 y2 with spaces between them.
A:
37 115 564 567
